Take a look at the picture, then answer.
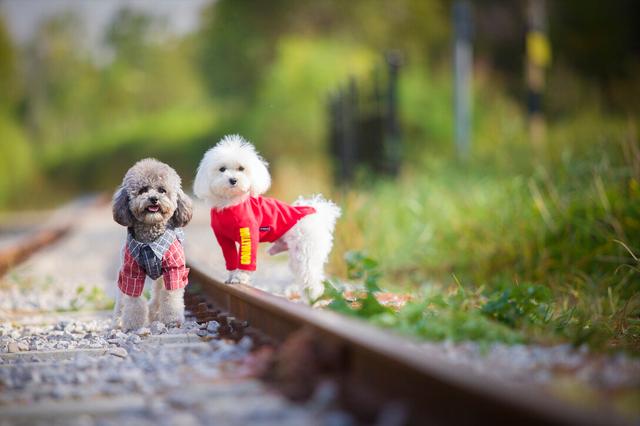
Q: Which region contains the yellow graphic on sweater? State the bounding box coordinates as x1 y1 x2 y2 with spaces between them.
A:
239 227 252 265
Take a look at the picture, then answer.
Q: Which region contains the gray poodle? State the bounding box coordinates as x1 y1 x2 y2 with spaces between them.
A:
112 158 193 331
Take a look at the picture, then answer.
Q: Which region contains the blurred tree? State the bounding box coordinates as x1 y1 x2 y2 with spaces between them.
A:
198 0 289 103
197 0 449 105
24 12 99 143
0 15 20 109
550 0 640 83
103 7 206 114
105 7 156 68
0 15 34 206
549 0 640 111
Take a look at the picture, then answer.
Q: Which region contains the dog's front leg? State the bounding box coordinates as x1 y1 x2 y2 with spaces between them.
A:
225 269 238 284
112 292 123 328
226 269 253 284
148 279 163 323
119 291 148 331
157 286 185 327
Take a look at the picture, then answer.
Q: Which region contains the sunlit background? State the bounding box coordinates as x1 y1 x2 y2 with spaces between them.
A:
1 0 639 355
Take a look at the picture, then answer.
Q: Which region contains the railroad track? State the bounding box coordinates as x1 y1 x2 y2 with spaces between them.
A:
186 261 628 426
0 196 105 277
0 200 633 425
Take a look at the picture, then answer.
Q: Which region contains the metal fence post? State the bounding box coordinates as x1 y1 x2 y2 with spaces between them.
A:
453 0 473 161
385 51 402 176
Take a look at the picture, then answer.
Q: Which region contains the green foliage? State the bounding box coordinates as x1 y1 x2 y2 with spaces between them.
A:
245 37 377 157
334 115 640 352
69 285 114 312
481 282 553 328
0 16 20 106
320 252 523 345
0 112 35 205
0 8 215 208
321 251 390 317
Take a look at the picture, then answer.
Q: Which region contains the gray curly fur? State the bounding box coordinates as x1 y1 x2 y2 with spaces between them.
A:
112 158 193 243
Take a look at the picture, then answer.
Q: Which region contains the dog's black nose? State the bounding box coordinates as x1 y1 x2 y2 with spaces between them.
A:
149 196 159 204
229 178 237 186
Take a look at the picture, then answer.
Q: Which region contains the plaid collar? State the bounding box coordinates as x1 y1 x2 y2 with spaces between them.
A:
127 228 184 279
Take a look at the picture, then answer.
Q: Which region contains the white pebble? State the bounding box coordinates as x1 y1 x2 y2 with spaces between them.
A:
206 321 220 333
150 322 167 335
108 347 128 358
135 327 151 336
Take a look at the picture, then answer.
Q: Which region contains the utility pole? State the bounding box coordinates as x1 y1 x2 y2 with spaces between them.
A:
453 0 473 161
526 0 551 150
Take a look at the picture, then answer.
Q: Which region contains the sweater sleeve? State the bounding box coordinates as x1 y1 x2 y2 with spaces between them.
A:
236 223 259 271
215 232 238 271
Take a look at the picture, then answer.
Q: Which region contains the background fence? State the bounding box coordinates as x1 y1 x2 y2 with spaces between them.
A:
328 52 402 185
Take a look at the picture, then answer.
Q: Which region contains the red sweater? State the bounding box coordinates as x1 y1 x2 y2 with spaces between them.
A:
210 196 316 271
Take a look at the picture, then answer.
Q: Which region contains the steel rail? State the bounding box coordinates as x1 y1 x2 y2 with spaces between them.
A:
187 259 628 426
0 195 106 276
0 226 71 276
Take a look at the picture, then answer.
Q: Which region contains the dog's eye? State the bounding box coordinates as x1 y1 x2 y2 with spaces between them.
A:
219 167 226 172
238 166 244 171
138 186 149 195
158 187 166 194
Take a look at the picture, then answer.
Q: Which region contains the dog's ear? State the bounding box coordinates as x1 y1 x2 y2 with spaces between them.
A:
193 157 210 200
112 186 133 227
170 189 193 228
249 155 271 196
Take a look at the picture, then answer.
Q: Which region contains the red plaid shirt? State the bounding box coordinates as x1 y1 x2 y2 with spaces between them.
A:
117 230 189 297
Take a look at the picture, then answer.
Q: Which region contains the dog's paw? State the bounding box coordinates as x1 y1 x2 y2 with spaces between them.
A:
226 270 252 284
225 270 239 284
235 270 253 284
120 294 148 332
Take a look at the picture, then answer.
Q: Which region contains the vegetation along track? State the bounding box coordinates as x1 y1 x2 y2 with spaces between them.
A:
187 260 631 426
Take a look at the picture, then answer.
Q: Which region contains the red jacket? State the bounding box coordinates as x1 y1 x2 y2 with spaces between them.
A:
210 196 315 271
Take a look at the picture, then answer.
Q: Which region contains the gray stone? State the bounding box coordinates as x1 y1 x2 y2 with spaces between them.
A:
108 347 128 359
7 342 21 353
206 321 220 334
149 322 167 335
135 328 151 337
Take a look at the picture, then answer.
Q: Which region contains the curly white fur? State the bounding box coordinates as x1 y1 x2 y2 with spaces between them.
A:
115 292 148 331
194 135 341 301
148 278 185 326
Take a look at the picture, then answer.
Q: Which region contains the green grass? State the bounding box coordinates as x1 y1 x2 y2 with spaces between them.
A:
326 113 640 353
319 252 524 345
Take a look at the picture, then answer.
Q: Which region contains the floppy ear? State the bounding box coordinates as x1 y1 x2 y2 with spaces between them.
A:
193 157 210 200
112 186 133 227
170 189 193 228
249 155 271 196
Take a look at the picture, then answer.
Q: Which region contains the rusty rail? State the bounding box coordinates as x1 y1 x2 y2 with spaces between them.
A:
186 259 627 426
0 226 71 276
0 195 106 276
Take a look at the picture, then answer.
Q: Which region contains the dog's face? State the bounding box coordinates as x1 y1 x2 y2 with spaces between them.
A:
208 158 252 199
128 175 176 225
193 135 271 208
113 158 193 228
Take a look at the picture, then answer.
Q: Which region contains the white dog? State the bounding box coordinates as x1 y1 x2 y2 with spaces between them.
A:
193 135 341 301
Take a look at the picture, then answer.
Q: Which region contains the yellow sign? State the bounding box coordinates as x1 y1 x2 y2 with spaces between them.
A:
527 31 551 68
239 227 252 265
